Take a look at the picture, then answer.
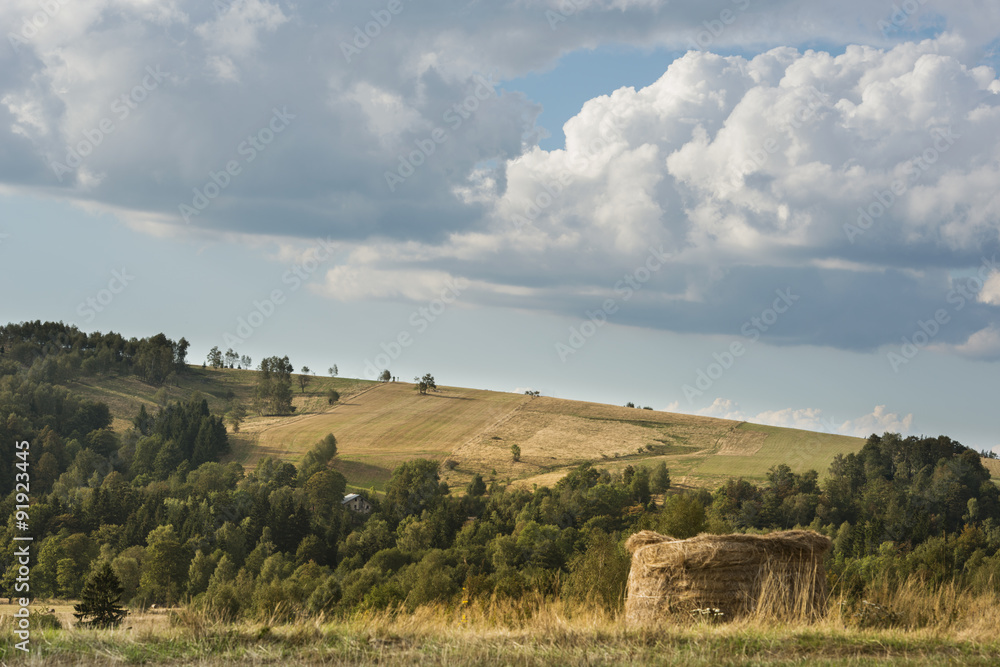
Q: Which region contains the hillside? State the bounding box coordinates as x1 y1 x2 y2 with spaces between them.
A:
71 367 870 492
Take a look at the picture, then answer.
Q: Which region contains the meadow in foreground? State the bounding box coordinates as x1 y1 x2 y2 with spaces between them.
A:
4 585 1000 667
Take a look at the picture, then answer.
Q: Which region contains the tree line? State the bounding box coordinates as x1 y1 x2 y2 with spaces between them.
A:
1 322 999 620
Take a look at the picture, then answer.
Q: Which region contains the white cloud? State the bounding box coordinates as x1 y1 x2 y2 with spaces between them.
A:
979 270 1000 305
314 265 465 303
838 405 914 438
195 0 288 59
952 324 1000 360
2 3 1000 357
669 399 913 438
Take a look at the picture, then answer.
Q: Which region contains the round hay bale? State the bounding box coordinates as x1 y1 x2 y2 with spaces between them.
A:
624 530 831 624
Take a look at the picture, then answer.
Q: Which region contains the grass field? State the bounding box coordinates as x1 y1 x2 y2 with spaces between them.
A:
239 382 527 490
79 367 991 492
683 422 867 486
4 595 1000 666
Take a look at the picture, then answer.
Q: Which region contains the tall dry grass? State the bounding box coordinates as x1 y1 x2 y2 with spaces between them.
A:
3 584 1000 665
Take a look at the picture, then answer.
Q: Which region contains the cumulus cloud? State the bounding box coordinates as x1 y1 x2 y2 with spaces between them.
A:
952 324 1000 360
839 405 915 437
2 3 1000 357
316 36 1000 354
668 398 913 438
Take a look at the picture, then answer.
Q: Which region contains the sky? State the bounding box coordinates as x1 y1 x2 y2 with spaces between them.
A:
1 0 999 453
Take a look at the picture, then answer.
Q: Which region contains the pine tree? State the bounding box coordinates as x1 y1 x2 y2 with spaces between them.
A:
73 562 127 628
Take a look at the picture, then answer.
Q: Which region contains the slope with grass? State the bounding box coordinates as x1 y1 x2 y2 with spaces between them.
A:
232 380 867 492
78 368 875 492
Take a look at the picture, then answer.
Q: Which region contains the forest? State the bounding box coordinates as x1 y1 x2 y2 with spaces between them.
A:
2 321 1000 622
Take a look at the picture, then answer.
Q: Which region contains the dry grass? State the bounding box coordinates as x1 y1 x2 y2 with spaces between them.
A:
453 397 735 488
74 370 866 492
246 383 525 488
981 457 1000 483
4 592 1000 666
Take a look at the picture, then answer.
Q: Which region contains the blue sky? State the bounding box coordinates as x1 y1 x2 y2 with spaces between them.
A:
2 0 1000 453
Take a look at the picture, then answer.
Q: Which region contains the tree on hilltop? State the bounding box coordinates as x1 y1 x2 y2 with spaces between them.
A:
414 373 436 394
207 346 223 369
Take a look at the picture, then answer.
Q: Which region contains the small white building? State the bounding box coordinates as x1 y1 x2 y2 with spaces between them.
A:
342 493 372 514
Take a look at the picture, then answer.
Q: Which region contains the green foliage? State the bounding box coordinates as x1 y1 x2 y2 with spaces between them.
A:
74 562 127 628
382 459 449 526
139 525 192 605
466 473 487 497
254 356 294 415
3 329 999 627
563 529 630 610
414 373 436 394
225 404 247 433
650 462 671 494
510 444 521 462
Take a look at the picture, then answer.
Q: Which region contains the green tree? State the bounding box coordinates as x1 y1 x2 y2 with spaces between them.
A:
650 462 671 494
305 469 347 516
466 473 487 497
383 459 448 525
206 346 223 369
328 364 338 377
299 366 312 393
225 404 247 433
511 444 521 463
379 369 391 382
74 562 127 628
414 373 436 394
139 525 191 605
254 356 294 415
327 388 341 405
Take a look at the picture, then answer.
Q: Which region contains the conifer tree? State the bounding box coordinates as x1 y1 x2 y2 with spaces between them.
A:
73 562 127 628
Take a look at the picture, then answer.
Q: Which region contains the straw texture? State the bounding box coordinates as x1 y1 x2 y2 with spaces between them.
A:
624 530 832 623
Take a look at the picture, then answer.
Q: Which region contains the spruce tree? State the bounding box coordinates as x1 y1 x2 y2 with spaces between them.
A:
73 562 127 628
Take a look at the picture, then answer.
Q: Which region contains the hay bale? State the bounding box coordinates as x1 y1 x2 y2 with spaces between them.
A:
624 530 831 624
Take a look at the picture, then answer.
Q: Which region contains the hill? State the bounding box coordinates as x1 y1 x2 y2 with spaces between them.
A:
70 366 869 492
